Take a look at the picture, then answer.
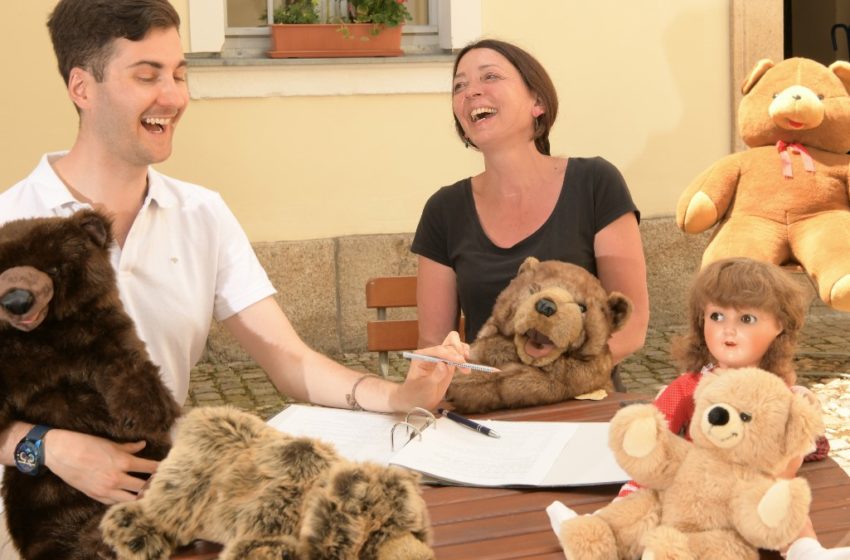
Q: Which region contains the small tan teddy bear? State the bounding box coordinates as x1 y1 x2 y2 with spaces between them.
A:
555 368 824 560
100 406 434 560
677 57 850 311
445 257 631 414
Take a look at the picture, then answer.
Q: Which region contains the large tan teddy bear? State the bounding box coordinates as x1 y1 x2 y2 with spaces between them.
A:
676 57 850 311
100 406 434 560
555 368 824 560
445 257 631 414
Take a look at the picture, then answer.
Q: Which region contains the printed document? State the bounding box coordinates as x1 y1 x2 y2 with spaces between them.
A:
267 404 628 487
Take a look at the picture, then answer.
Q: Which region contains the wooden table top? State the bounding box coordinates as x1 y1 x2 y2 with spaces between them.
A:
172 393 850 560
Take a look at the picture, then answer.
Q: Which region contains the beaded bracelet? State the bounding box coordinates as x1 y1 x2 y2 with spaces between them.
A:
346 373 379 411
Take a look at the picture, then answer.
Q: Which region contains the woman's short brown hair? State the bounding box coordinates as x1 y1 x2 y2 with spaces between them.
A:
452 39 558 156
47 0 181 85
672 258 807 384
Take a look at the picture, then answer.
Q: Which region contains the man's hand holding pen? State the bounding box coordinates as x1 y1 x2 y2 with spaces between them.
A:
391 331 470 412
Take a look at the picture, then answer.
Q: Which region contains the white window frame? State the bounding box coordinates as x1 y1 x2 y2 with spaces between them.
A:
223 0 439 36
187 0 479 56
185 0 480 99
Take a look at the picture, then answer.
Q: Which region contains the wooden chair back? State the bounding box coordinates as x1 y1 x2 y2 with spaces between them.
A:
365 276 419 377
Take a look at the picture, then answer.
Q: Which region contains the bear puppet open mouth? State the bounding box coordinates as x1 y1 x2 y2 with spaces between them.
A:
512 288 585 367
523 328 556 359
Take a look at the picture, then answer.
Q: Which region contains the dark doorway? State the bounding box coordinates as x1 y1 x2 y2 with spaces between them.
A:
785 0 850 63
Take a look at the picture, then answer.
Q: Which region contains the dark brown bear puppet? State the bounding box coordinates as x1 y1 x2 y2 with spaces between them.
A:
0 210 180 560
446 257 631 413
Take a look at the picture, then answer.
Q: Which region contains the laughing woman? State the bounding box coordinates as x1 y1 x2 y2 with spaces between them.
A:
412 39 649 370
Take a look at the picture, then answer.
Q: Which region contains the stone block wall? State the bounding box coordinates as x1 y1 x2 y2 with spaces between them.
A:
201 216 819 363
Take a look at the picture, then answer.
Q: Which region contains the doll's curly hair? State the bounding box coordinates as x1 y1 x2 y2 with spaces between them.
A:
672 258 807 384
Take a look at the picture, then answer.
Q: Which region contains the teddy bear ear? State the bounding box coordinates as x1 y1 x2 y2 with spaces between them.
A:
75 210 114 249
692 369 722 398
476 317 499 339
828 61 850 94
741 59 775 94
518 256 540 275
606 292 632 333
783 393 825 458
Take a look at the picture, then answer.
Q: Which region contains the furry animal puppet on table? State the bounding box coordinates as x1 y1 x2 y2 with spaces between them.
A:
676 57 850 311
555 368 824 560
445 257 631 414
101 405 434 560
0 210 180 560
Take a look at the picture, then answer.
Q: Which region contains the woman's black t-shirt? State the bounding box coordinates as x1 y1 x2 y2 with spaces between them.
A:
412 157 638 341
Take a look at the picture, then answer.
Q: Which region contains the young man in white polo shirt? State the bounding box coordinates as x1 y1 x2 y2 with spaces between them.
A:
0 1 466 558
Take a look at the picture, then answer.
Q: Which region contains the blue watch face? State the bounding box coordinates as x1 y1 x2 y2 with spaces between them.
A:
15 441 40 474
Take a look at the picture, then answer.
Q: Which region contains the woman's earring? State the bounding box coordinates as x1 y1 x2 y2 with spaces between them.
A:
464 136 470 148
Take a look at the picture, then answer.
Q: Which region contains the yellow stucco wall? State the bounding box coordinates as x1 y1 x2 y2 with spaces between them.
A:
0 1 731 241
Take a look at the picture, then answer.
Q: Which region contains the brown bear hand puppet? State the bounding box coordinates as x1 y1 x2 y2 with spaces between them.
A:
445 257 631 414
0 210 180 560
101 406 434 560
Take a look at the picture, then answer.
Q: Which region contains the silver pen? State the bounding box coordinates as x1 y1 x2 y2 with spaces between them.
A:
401 351 499 373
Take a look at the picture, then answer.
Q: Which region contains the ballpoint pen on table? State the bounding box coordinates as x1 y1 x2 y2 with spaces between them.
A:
437 407 501 439
401 351 500 373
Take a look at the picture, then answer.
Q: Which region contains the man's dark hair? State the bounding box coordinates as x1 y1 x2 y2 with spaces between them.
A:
47 0 181 85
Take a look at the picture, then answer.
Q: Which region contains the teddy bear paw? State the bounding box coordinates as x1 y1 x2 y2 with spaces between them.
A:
219 537 299 560
119 401 173 435
757 479 793 528
623 414 659 458
375 534 434 560
557 515 618 560
640 526 692 560
100 501 173 560
681 192 718 233
829 274 850 312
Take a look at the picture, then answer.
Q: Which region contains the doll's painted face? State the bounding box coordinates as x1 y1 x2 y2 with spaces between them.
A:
703 303 783 369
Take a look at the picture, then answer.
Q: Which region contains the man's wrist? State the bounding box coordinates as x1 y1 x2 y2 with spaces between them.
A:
1 422 34 467
386 379 417 413
14 424 52 475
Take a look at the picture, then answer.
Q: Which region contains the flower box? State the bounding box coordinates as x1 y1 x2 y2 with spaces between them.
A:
268 23 403 58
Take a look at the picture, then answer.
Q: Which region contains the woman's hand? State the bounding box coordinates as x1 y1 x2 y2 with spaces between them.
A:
391 331 469 411
43 429 158 505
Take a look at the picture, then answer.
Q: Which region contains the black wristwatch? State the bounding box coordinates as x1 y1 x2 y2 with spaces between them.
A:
14 425 52 476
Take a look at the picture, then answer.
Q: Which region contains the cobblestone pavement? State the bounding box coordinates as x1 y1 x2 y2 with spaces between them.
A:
187 308 850 475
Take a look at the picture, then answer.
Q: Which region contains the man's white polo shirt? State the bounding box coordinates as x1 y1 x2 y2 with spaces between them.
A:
0 152 276 405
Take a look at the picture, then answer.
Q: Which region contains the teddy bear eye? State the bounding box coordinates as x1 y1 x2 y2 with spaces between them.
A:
772 93 778 99
739 412 752 422
577 303 587 313
817 94 825 100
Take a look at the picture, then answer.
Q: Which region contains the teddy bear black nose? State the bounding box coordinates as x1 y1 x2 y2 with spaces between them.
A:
0 289 34 316
707 406 730 426
535 297 557 317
